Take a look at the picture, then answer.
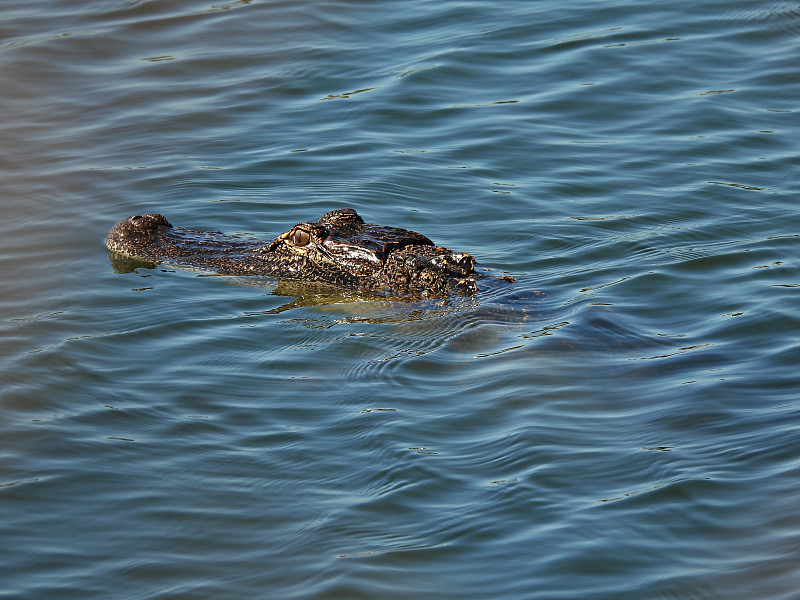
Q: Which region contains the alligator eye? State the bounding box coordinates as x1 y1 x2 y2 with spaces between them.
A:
292 228 311 246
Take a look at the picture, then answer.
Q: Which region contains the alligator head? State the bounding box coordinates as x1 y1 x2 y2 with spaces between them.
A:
107 208 480 297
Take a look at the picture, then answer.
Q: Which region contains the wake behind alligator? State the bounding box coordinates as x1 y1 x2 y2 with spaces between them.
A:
107 208 511 298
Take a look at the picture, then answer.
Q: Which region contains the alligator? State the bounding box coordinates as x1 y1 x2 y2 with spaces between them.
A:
106 208 509 298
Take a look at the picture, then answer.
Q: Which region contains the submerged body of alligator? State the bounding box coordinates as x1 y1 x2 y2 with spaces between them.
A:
107 208 510 298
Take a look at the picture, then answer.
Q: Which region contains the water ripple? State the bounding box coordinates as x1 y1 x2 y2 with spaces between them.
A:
3 0 800 598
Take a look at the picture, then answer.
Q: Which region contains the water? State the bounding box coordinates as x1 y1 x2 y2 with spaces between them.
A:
2 0 799 598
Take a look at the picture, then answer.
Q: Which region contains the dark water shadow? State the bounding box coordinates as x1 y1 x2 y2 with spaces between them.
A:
107 251 671 365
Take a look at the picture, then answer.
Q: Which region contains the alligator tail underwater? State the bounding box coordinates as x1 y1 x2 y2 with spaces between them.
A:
107 208 509 298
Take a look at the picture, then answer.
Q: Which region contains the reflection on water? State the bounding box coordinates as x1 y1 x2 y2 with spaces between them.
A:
107 251 159 274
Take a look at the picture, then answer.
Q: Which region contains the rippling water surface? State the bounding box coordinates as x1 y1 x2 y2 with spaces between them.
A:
2 1 799 598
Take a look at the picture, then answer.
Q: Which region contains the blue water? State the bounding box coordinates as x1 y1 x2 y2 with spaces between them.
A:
2 1 799 598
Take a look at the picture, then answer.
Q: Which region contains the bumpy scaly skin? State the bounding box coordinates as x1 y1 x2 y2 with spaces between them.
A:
106 208 480 297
